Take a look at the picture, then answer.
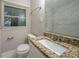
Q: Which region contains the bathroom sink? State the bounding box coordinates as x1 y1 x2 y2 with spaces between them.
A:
39 39 68 56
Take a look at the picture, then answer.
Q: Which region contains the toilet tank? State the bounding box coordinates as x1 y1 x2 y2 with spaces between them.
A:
27 34 37 40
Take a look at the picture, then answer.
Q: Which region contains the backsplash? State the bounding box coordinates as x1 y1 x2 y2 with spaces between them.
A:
44 32 79 47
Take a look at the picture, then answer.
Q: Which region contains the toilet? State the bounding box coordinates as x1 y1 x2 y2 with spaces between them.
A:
16 44 30 58
16 34 35 58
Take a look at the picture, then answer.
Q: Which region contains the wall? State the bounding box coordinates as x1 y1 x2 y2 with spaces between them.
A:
0 0 1 26
0 30 1 57
1 28 27 53
0 0 2 56
0 0 3 27
46 0 79 37
4 0 30 7
31 0 45 36
0 0 31 53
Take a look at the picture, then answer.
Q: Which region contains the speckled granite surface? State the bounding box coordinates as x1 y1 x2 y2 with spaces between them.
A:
30 36 79 58
44 32 79 47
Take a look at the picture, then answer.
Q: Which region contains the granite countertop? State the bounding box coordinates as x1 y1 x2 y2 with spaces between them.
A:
30 36 79 58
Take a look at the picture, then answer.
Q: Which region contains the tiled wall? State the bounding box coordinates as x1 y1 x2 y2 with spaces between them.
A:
45 0 79 37
44 32 79 47
31 0 45 36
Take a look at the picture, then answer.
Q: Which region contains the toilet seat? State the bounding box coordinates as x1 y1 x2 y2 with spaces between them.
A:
17 44 30 52
16 44 30 57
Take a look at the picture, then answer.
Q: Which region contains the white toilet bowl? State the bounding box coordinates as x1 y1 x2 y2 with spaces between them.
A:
16 44 30 58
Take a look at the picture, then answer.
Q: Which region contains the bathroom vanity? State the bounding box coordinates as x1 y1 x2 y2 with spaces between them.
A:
30 33 79 58
27 41 47 58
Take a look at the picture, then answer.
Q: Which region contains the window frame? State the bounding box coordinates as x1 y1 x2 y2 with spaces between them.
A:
2 1 30 28
4 6 26 27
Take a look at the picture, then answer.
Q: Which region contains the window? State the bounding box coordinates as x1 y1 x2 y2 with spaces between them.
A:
4 6 26 26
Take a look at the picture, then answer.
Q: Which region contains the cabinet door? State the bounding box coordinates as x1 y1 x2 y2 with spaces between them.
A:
27 42 47 58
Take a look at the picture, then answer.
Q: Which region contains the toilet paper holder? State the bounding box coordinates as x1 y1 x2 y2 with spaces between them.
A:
7 36 14 40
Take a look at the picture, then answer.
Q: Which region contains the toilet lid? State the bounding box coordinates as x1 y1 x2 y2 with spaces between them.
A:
17 44 30 52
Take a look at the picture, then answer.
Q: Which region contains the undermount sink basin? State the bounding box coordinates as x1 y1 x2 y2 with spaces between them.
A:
39 39 68 56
